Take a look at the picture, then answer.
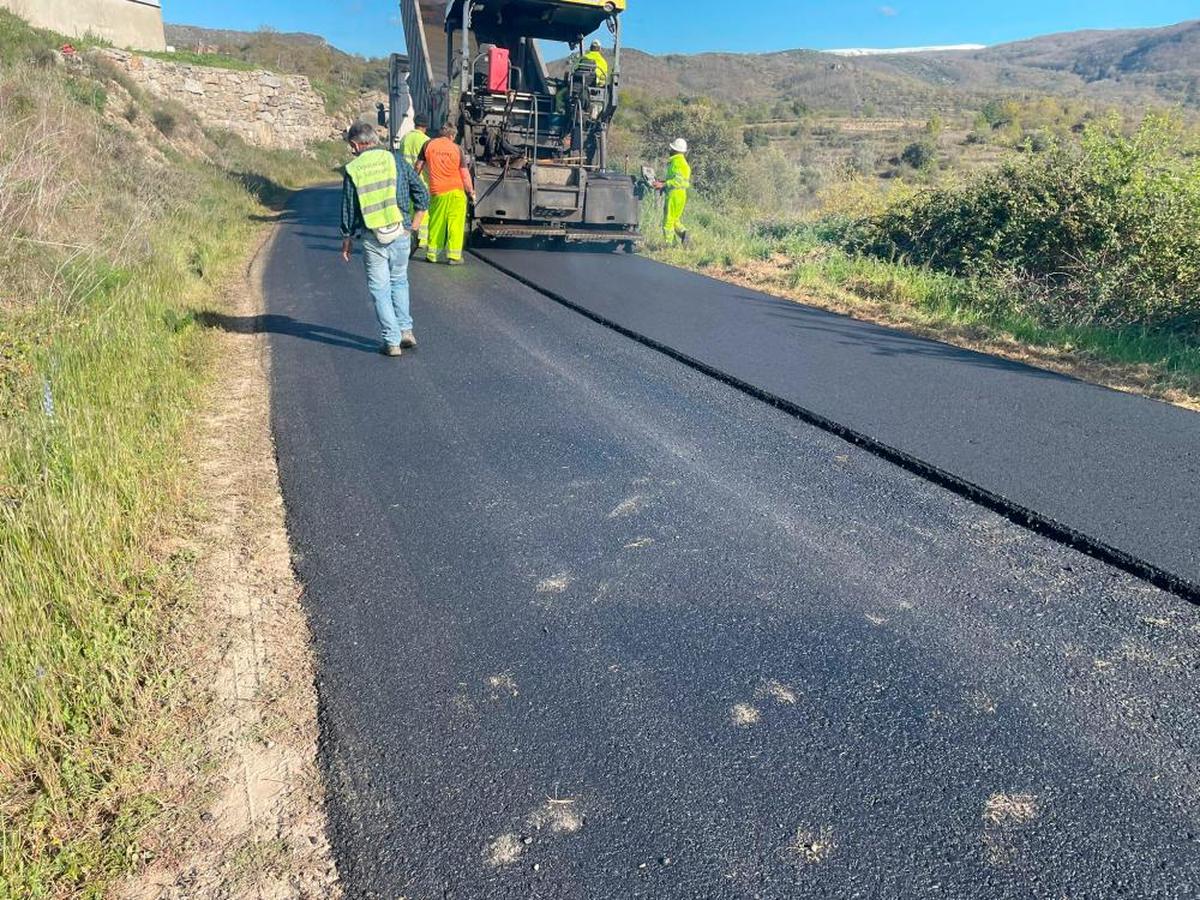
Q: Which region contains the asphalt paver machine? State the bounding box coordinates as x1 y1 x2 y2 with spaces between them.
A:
393 0 640 248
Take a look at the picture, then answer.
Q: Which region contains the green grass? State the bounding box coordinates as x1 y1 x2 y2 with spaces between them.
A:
0 13 337 896
0 163 255 900
139 48 257 72
643 195 1200 399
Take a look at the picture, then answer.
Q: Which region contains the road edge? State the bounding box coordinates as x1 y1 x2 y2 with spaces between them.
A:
116 221 341 898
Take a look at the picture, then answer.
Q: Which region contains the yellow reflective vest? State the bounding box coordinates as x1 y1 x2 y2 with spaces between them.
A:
345 148 403 231
401 129 430 170
664 153 691 192
581 50 609 86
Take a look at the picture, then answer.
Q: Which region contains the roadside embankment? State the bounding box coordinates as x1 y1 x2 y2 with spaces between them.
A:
0 10 340 896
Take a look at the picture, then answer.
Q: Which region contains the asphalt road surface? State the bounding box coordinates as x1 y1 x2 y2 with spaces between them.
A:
261 188 1200 898
475 247 1200 597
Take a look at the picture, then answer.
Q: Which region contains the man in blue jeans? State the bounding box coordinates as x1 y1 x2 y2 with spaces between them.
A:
340 121 430 357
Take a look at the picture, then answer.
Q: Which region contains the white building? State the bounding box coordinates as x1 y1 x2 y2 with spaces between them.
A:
1 0 167 51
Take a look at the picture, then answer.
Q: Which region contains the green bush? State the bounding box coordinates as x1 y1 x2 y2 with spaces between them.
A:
900 140 936 170
743 127 770 150
846 114 1200 331
64 75 106 112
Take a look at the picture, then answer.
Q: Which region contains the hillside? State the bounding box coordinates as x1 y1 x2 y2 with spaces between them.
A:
614 19 1200 115
165 18 1200 120
973 19 1200 79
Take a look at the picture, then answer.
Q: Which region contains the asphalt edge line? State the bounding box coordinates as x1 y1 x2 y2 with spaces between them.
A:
472 249 1200 607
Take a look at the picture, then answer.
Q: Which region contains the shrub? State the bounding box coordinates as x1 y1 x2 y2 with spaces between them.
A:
743 127 770 150
151 105 178 136
847 114 1200 331
900 140 936 170
64 75 106 112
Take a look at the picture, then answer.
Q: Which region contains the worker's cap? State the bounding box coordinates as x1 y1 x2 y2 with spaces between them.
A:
670 138 688 154
590 39 603 50
414 113 430 127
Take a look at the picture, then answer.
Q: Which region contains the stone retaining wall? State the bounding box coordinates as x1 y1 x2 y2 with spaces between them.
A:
98 48 341 150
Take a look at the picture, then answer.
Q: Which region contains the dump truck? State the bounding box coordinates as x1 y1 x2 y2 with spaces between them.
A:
389 0 640 249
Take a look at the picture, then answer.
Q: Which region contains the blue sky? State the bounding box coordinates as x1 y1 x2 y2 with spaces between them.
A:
163 1 1200 58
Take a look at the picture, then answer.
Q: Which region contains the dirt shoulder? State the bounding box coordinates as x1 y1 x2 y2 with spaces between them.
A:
117 223 340 899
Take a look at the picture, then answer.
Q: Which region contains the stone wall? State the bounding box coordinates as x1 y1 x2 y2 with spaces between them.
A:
1 0 166 51
98 49 341 150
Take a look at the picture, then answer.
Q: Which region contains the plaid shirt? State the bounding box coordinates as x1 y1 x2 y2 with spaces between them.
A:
340 150 429 238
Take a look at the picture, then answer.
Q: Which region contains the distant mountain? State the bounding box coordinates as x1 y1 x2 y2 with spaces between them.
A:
828 45 986 57
974 19 1200 79
164 19 1200 121
615 20 1200 115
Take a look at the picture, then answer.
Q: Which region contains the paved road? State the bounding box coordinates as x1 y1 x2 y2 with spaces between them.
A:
476 247 1200 598
262 189 1200 898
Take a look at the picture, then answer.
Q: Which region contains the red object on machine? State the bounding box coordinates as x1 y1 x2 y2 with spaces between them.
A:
487 46 510 92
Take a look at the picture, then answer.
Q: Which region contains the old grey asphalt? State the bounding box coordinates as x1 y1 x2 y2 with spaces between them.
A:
260 188 1200 898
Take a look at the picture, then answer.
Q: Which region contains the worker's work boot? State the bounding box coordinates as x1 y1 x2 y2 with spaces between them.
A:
382 344 402 358
680 230 691 247
400 330 417 349
447 258 464 267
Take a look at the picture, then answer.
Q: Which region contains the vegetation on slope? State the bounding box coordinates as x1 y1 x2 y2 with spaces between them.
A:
0 10 336 895
632 99 1200 404
845 115 1200 332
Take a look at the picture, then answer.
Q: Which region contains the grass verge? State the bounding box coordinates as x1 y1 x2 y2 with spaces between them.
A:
139 49 256 72
0 12 342 895
642 196 1200 409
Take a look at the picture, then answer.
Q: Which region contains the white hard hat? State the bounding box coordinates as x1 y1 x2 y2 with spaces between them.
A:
670 138 688 154
590 39 603 50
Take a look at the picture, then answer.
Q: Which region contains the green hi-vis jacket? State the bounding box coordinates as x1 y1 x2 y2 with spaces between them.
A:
664 153 691 192
345 148 404 232
582 50 609 86
401 129 431 171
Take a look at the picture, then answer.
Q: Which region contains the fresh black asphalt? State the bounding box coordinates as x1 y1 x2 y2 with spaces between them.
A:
474 246 1200 598
262 188 1200 898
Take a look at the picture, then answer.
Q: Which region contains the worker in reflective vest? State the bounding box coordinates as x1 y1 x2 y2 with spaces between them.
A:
416 122 476 265
654 138 692 245
556 39 609 114
341 121 429 356
582 40 609 86
401 113 431 247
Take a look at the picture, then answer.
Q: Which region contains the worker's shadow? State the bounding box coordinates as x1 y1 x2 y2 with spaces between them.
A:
196 311 379 353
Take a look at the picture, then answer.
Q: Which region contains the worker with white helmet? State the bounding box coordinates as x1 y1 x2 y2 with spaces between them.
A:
654 138 692 245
